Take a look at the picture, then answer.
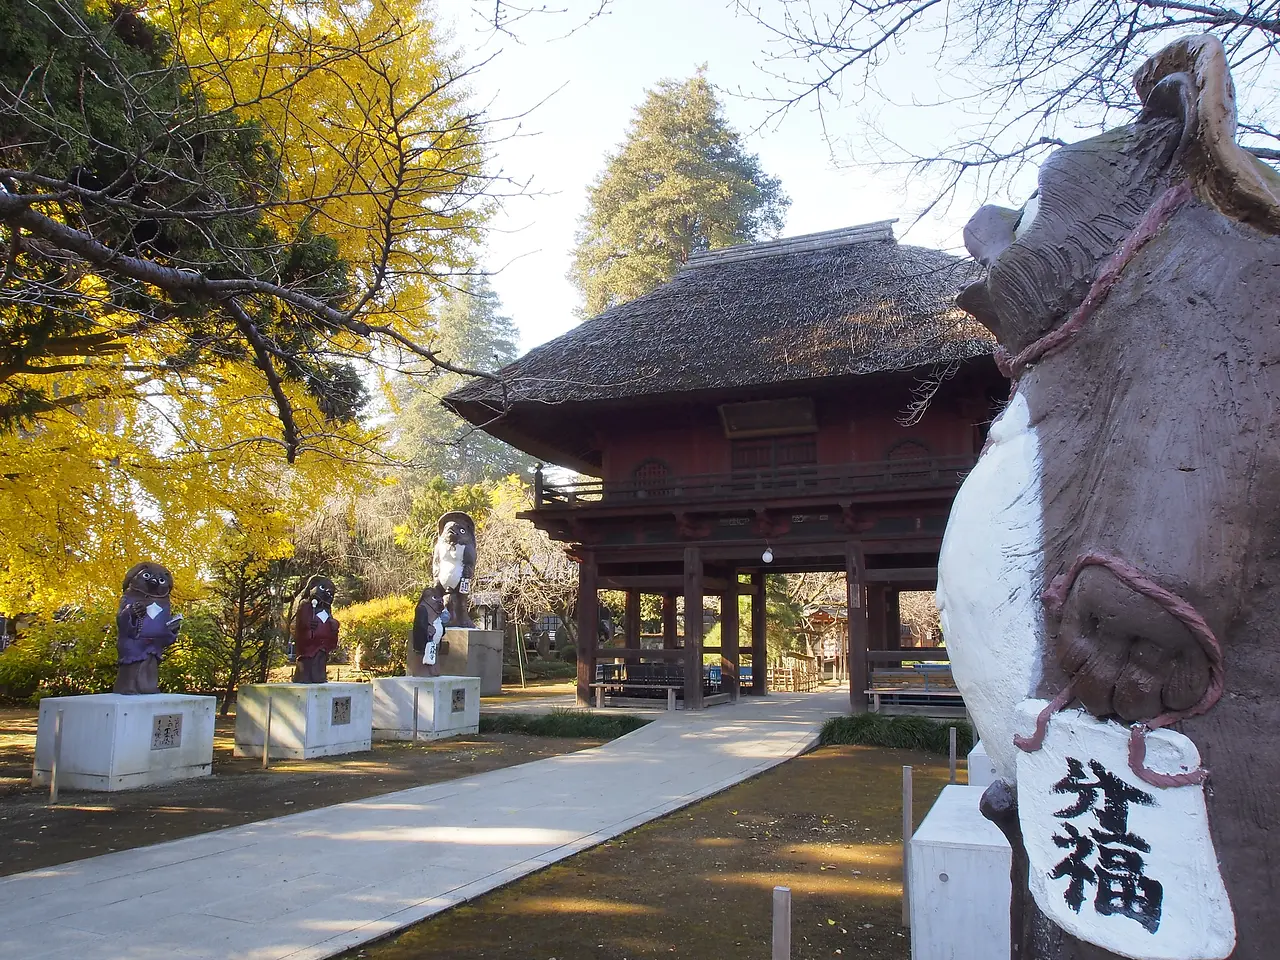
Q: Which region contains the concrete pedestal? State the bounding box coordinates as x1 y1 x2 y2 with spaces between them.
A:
437 628 503 695
234 682 372 759
909 784 1011 960
967 740 999 788
371 676 481 741
32 693 215 791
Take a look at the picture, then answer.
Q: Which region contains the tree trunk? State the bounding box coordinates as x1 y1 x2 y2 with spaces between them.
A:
220 575 248 717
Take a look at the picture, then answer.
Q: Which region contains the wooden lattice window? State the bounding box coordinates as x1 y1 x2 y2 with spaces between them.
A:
732 436 817 471
886 439 931 461
633 458 672 496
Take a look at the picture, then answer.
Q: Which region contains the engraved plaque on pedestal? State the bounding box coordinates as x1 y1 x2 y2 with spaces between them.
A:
151 713 183 750
331 696 352 725
451 687 466 713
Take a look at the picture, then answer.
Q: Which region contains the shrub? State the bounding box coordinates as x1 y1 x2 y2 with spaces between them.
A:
0 607 117 701
341 595 415 675
0 604 231 703
558 645 577 665
479 708 648 739
819 713 974 754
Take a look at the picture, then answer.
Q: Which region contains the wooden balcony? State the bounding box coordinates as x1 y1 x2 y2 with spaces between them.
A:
533 455 975 511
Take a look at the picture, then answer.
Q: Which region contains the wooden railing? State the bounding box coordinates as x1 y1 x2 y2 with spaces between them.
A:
534 455 974 509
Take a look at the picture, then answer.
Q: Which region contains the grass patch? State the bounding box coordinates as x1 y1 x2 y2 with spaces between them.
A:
820 713 974 754
479 708 649 739
502 660 577 683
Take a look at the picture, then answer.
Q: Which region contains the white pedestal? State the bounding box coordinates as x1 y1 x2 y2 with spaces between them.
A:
371 676 480 741
32 693 215 791
234 682 372 759
967 740 999 788
437 628 503 695
909 784 1011 960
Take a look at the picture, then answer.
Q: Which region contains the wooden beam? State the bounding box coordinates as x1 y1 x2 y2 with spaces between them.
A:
868 649 950 662
625 589 641 649
593 647 686 661
599 575 732 592
847 543 870 713
683 546 704 709
750 570 767 695
723 570 740 702
862 567 938 583
576 550 599 708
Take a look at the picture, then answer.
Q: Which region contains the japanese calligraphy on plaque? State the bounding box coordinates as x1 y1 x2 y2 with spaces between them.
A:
451 687 466 713
331 696 352 725
151 713 183 750
1015 700 1235 960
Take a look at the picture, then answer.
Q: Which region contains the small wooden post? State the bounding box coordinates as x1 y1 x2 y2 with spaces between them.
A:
949 726 958 784
48 709 64 805
772 885 792 960
902 765 914 928
412 686 420 742
515 623 527 688
262 697 274 769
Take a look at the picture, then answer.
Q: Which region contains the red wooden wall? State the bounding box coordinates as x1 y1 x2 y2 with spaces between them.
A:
594 385 986 485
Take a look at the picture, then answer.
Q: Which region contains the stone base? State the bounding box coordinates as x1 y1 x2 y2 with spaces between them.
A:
371 676 481 741
967 740 999 788
436 628 503 695
908 784 1011 959
32 693 215 791
234 682 372 759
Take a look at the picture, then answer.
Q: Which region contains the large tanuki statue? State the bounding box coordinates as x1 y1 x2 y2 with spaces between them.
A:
938 35 1279 960
432 512 476 629
115 562 183 694
290 576 340 683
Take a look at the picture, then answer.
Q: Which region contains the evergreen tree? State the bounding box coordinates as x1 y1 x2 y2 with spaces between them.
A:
392 277 532 482
570 70 789 316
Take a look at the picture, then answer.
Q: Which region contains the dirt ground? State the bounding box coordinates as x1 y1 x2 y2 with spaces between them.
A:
0 707 602 877
341 745 953 960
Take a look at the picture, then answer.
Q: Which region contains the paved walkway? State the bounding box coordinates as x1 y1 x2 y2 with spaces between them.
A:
0 689 846 960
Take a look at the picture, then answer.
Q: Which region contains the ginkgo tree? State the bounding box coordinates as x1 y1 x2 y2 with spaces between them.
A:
0 0 501 613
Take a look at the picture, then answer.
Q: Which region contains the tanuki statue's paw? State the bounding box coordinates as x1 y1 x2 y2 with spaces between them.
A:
1052 566 1211 722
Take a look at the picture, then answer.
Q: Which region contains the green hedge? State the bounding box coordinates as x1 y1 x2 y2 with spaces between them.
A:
819 713 974 754
340 595 414 675
479 708 648 739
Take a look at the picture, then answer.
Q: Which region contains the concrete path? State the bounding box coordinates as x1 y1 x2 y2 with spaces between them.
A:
0 689 846 960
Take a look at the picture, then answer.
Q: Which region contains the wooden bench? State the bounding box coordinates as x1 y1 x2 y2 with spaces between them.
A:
589 681 680 710
592 662 686 710
866 687 965 713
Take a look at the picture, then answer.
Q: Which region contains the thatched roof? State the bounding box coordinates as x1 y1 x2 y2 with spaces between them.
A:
445 222 995 471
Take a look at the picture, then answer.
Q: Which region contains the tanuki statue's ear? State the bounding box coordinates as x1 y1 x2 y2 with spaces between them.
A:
1134 34 1280 234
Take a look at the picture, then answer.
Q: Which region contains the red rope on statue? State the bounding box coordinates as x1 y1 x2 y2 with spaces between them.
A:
1014 685 1076 752
997 181 1194 384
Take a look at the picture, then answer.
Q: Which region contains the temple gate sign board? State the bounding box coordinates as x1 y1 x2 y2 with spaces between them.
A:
938 33 1280 960
446 222 1006 709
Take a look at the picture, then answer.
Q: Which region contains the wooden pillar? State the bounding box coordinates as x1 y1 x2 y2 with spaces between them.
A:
722 571 740 701
625 590 641 649
867 584 888 652
575 550 598 708
750 570 767 695
846 543 869 713
662 593 678 649
887 589 902 649
683 546 704 709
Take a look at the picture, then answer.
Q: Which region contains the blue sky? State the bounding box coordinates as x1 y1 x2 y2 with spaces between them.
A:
445 1 1031 351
